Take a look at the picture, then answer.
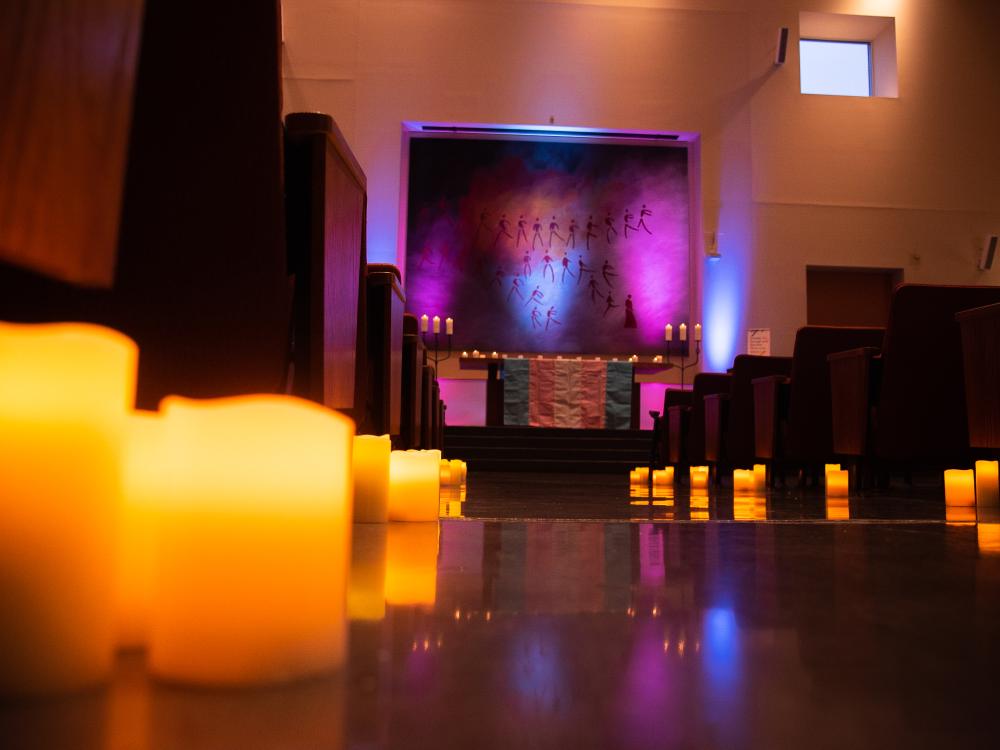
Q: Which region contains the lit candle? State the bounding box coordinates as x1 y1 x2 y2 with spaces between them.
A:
733 469 754 493
826 498 850 520
631 467 650 484
461 351 469 358
385 522 439 606
439 459 453 486
665 324 673 341
420 314 429 333
753 464 767 491
117 409 166 650
824 463 841 481
388 450 441 521
694 323 702 341
689 465 709 489
976 460 999 507
0 322 137 694
653 467 675 486
432 315 440 334
353 434 391 523
826 469 849 497
472 349 480 358
492 351 498 358
944 469 975 506
348 524 387 621
445 317 454 335
148 395 353 686
679 323 687 342
449 459 467 486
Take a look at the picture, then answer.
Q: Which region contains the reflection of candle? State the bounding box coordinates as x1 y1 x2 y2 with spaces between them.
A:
118 410 165 650
826 469 849 497
976 460 999 506
348 524 387 621
753 464 767 491
826 497 850 520
388 450 440 521
694 323 702 341
432 315 440 334
420 314 429 333
385 522 439 606
445 317 453 335
689 465 709 489
149 395 353 686
353 435 391 523
0 322 137 694
652 467 674 486
665 324 673 341
944 469 975 506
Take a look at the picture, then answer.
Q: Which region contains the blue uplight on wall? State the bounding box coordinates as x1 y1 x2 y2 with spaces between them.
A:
703 254 743 372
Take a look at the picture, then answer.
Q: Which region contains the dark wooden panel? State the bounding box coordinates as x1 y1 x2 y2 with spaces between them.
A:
957 302 1000 450
366 267 404 436
0 0 144 286
807 267 901 327
828 347 879 457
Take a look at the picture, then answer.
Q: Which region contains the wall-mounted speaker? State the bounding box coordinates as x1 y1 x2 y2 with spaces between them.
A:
775 27 789 65
979 234 998 271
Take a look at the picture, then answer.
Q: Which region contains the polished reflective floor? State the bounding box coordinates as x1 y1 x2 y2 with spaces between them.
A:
4 473 1000 749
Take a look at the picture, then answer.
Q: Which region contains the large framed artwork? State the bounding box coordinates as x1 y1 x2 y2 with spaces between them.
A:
399 123 699 355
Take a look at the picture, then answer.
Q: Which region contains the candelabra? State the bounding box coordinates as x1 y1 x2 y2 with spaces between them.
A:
665 338 701 389
421 330 454 367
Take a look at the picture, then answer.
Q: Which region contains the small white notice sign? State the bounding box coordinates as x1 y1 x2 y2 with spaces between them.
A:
747 328 771 356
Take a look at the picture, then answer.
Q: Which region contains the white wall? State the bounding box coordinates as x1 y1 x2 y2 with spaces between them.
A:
282 0 1000 372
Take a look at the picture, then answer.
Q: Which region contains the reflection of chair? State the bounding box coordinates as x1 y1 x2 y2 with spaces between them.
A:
957 302 1000 454
704 355 792 479
829 284 1000 479
754 326 884 483
668 373 731 475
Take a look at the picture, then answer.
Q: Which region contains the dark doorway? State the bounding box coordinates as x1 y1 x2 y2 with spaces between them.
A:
806 266 903 327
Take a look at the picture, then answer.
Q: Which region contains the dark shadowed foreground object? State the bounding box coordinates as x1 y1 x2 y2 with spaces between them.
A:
957 301 1000 452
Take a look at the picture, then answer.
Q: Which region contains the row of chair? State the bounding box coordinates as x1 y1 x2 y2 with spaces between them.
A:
657 284 1000 486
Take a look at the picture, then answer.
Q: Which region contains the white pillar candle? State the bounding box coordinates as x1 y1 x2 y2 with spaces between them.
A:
353 435 391 523
689 465 709 489
472 349 480 358
753 464 767 491
630 467 650 484
445 317 454 335
420 314 429 333
824 463 841 483
653 467 675 486
348 524 387 621
388 450 441 521
385 522 439 606
826 469 849 497
148 395 353 686
976 460 999 507
449 459 467 486
679 323 687 342
439 459 453 486
944 469 975 506
665 324 673 341
432 315 440 334
733 469 754 493
117 410 166 651
694 323 702 341
0 322 137 694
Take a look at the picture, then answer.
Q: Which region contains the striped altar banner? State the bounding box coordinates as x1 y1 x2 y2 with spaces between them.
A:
503 358 632 429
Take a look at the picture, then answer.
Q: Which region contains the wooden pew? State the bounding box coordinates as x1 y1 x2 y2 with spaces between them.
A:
703 355 792 480
754 326 884 483
285 112 368 427
828 284 1000 479
667 373 731 474
366 264 405 437
956 302 1000 455
655 389 694 466
400 314 424 448
421 365 436 449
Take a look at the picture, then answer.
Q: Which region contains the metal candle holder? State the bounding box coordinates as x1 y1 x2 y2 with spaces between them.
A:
421 331 454 367
665 338 701 389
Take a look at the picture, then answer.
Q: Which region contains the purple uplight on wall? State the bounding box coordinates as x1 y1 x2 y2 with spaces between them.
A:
401 125 696 355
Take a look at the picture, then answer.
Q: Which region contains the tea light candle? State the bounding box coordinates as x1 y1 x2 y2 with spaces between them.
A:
388 450 441 521
0 322 138 694
753 464 767 491
976 460 999 507
420 314 429 333
348 524 387 621
353 434 391 523
117 410 166 650
652 467 675 486
826 469 849 497
944 469 975 506
148 395 354 686
733 469 754 493
385 522 439 606
445 317 454 335
432 315 440 334
689 465 709 489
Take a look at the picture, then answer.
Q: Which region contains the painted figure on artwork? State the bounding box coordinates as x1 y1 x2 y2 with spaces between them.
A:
516 215 529 247
638 204 653 234
507 277 524 302
532 218 544 250
605 212 617 243
493 213 513 247
522 251 532 278
624 294 637 328
525 285 545 307
542 253 555 282
561 255 575 283
566 218 578 248
623 208 637 238
493 266 505 288
577 255 592 286
546 306 561 331
588 274 601 303
548 216 564 247
585 215 598 251
602 259 617 287
530 306 543 328
604 292 618 318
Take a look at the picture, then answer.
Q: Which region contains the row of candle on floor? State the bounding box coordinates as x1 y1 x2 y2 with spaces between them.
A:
0 322 462 696
629 465 767 492
944 462 1000 507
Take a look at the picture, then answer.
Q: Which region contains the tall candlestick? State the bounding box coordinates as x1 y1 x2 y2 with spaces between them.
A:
353 434 391 523
420 314 429 333
694 323 702 341
432 315 440 334
445 317 454 335
148 395 354 686
0 322 138 694
665 324 673 341
679 323 687 342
